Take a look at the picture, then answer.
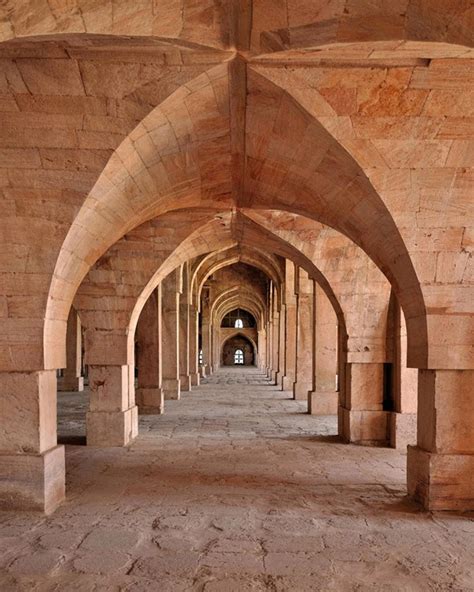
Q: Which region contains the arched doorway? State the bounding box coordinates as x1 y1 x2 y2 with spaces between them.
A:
222 335 256 366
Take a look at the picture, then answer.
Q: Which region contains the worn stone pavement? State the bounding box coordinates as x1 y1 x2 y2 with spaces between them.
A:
1 367 473 591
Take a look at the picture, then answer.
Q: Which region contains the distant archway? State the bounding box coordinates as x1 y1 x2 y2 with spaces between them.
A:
222 334 256 366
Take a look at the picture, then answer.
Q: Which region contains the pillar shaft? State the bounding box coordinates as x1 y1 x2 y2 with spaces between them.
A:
136 287 163 414
0 370 65 512
293 270 313 402
162 269 181 399
282 303 296 391
407 369 474 510
387 298 418 449
189 305 200 386
275 303 286 387
339 362 388 445
271 308 280 384
58 308 83 392
308 284 338 415
179 265 191 392
87 364 138 446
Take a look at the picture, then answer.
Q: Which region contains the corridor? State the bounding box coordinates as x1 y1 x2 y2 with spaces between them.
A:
1 369 472 591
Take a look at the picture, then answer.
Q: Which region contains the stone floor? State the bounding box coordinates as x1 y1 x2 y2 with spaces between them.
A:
1 367 473 591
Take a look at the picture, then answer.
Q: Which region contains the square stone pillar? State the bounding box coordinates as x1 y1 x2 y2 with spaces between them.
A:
407 369 474 511
257 328 267 370
135 287 164 415
162 269 181 399
179 263 192 391
282 262 297 391
265 319 272 378
0 370 65 512
271 309 280 384
189 304 200 386
58 308 84 392
293 270 313 402
87 364 138 446
282 303 296 391
201 286 212 376
308 284 338 415
339 362 388 445
275 303 286 386
388 299 417 449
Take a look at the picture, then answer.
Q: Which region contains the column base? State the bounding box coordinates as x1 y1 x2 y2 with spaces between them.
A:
293 381 309 401
389 412 417 450
308 391 338 415
163 378 181 400
86 407 138 447
270 370 278 384
407 446 474 511
199 366 206 378
282 375 294 392
190 372 200 387
180 375 192 392
136 388 164 415
339 407 388 445
58 376 84 392
0 446 65 513
275 372 284 389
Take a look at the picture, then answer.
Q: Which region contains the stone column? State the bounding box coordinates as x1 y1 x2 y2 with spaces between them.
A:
339 362 387 445
189 304 200 386
0 370 65 512
282 261 297 392
389 299 417 449
161 268 181 400
265 317 272 378
271 299 280 384
201 287 212 376
179 263 192 391
408 369 473 511
257 327 266 370
135 287 163 414
308 283 338 415
293 269 313 402
58 307 84 392
87 363 138 446
85 326 138 447
275 303 286 387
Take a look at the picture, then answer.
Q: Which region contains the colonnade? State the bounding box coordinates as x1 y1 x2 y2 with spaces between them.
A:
60 259 419 457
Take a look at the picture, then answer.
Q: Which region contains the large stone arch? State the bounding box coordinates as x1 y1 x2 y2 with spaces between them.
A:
41 57 430 371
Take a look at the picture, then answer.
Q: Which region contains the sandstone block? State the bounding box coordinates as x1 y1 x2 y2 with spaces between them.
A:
0 445 65 513
308 391 338 415
136 387 164 415
389 412 417 450
407 446 474 511
86 406 138 447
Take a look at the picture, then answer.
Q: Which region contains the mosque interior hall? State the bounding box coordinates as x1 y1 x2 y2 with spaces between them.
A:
0 1 473 590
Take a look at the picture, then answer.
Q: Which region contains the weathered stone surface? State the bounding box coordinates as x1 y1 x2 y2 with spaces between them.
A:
0 445 65 513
